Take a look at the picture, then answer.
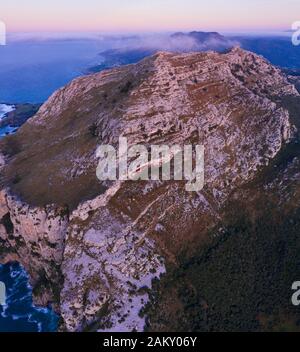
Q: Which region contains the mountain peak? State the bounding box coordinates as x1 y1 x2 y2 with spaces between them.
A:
0 49 298 331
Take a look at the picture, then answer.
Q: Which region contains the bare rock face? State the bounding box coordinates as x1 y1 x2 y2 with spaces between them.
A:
0 48 299 331
0 188 68 306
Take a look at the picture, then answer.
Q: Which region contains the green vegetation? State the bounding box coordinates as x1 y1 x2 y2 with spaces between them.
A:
144 94 300 331
145 199 300 332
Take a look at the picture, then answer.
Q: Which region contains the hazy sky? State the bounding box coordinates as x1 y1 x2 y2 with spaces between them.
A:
1 0 300 33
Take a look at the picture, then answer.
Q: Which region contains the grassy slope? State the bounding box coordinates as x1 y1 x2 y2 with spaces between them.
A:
144 96 300 332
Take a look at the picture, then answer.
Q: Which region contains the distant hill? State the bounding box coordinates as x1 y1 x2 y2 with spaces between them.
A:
88 31 236 73
170 30 229 47
88 48 155 73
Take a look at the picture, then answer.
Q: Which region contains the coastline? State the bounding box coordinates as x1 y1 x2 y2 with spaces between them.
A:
0 104 15 120
0 103 41 138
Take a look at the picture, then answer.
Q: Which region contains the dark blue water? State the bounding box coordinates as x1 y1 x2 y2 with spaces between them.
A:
0 38 107 103
0 262 58 332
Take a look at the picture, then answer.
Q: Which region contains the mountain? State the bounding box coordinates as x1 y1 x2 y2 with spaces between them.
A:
88 31 235 73
88 48 155 73
0 48 300 331
170 30 231 49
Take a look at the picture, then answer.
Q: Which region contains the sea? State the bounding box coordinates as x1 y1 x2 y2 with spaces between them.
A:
0 262 58 332
0 36 110 103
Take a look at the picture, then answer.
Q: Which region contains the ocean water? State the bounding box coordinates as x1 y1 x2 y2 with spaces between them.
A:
0 104 17 138
0 262 58 332
0 38 107 103
0 104 15 119
0 125 18 138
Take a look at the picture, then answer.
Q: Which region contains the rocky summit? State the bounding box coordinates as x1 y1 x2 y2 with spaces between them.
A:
0 47 300 331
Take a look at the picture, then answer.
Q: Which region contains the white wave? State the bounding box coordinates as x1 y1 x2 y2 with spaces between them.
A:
0 104 15 120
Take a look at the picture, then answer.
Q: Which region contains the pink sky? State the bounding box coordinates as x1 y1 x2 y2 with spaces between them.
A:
1 0 299 33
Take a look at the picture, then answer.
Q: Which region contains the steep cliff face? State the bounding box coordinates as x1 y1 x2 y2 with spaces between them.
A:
0 48 299 331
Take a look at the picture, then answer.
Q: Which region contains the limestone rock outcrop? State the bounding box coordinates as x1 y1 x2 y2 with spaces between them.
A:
0 48 299 331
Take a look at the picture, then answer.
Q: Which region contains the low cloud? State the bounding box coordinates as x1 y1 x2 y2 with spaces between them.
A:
104 32 239 53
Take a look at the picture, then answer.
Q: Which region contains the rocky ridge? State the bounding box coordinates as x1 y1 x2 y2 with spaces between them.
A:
0 47 299 331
